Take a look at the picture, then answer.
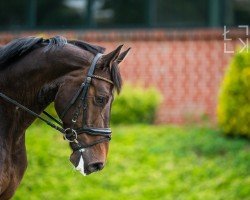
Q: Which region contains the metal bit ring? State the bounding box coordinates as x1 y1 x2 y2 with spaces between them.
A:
64 128 77 142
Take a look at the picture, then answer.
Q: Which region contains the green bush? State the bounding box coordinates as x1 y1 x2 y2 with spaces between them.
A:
217 50 250 137
42 85 162 125
111 84 162 124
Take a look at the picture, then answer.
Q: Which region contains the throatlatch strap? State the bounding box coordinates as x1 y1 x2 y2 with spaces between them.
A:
59 82 86 119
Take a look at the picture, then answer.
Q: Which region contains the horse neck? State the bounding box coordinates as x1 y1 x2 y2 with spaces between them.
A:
0 45 90 146
1 45 89 106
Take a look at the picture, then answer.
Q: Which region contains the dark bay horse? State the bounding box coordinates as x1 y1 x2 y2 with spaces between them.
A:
0 36 129 199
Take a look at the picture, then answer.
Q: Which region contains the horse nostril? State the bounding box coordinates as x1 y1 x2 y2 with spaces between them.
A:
88 162 104 173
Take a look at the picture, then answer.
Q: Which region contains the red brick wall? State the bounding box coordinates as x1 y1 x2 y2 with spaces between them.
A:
0 29 245 124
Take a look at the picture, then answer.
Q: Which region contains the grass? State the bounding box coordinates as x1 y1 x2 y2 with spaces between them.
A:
13 124 250 200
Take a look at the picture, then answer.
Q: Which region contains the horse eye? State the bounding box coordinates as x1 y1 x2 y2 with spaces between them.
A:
95 96 105 106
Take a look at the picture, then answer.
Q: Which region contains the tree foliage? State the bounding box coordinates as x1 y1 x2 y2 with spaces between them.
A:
217 50 250 137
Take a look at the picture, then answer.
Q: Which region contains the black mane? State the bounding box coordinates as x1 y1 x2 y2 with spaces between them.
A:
0 36 105 70
0 37 44 69
0 35 122 92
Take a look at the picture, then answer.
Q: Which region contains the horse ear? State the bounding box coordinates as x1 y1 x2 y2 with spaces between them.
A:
117 48 131 64
102 45 123 68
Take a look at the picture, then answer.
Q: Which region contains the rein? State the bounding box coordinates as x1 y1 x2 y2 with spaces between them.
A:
0 92 65 133
0 53 113 151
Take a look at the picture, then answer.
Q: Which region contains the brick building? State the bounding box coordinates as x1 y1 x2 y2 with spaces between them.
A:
0 0 249 123
0 29 246 123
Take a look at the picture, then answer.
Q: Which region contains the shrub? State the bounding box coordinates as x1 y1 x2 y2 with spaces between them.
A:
217 50 250 137
41 85 162 125
111 84 162 124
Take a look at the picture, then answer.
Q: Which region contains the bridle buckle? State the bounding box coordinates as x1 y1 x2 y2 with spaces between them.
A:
86 77 92 83
64 128 77 142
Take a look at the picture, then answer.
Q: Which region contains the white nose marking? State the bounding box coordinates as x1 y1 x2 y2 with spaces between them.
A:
75 148 86 176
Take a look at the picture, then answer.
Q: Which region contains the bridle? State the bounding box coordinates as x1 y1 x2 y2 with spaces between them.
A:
60 53 113 151
0 53 113 151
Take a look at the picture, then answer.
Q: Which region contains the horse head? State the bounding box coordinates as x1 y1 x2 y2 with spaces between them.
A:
54 45 130 175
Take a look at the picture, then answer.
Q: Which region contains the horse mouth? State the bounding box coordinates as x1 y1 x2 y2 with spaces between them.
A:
70 150 104 176
70 150 86 175
75 154 87 176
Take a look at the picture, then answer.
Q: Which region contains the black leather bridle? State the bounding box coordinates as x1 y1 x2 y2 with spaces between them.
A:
0 53 113 151
60 53 113 151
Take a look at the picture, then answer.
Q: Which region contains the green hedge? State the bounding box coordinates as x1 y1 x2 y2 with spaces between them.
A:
217 50 250 137
111 84 162 124
43 84 162 125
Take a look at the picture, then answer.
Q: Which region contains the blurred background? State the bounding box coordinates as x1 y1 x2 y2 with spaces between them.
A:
1 0 250 199
0 0 249 29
